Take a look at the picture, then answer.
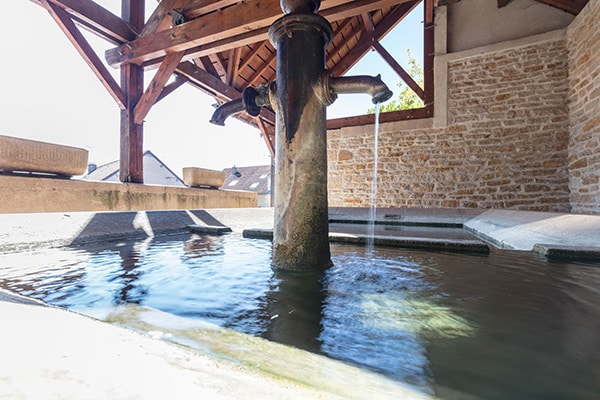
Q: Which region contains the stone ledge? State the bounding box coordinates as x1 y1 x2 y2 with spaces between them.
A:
242 228 490 254
0 135 88 177
533 244 600 262
188 224 232 235
0 175 256 213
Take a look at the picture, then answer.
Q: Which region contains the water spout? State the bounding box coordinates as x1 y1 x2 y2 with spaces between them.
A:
209 98 245 126
209 85 272 126
327 74 393 104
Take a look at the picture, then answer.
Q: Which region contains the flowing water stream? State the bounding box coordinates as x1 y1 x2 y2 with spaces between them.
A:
367 103 381 253
1 231 600 399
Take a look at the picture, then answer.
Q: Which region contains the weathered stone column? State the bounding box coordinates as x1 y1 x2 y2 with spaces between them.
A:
268 2 333 271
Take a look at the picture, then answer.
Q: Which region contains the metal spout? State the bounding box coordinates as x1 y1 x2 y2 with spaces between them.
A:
209 85 272 126
327 74 393 104
209 98 245 126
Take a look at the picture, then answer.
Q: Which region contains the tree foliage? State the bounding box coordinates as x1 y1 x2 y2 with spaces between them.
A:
368 49 424 113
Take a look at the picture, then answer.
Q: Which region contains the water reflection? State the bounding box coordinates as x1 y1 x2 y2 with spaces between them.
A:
263 270 326 353
112 240 148 305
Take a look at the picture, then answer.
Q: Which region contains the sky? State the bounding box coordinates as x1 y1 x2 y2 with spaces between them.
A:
0 1 423 176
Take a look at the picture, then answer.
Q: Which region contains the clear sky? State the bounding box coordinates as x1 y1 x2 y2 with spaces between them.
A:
0 1 423 176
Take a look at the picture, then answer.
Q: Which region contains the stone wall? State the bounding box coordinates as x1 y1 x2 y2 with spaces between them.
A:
328 34 571 211
567 0 600 214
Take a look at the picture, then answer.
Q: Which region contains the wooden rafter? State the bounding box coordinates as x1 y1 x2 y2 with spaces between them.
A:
331 0 420 76
226 48 241 86
373 41 425 100
244 52 276 87
40 0 126 109
32 0 136 44
208 53 228 83
106 0 411 68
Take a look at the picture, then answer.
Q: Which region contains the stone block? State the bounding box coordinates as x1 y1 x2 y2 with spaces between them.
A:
183 167 226 188
0 135 88 176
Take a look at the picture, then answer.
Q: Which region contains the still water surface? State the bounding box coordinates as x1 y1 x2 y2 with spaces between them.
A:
1 232 599 399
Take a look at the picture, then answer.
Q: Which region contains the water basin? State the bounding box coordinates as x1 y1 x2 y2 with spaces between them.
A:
1 231 599 399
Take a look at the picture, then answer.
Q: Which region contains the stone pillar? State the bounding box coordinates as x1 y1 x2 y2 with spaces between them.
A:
268 6 333 271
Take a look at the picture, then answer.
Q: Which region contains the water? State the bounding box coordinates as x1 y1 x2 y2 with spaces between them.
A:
367 102 381 252
1 232 600 399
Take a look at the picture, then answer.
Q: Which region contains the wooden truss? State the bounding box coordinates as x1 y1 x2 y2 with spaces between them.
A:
30 0 587 182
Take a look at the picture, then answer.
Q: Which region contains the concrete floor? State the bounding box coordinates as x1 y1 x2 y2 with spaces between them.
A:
1 207 599 399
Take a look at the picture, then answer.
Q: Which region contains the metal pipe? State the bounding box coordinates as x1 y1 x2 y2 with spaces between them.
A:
209 85 273 126
209 98 245 126
327 74 393 104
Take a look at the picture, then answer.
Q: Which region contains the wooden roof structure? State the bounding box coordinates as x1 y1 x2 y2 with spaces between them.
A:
31 0 588 183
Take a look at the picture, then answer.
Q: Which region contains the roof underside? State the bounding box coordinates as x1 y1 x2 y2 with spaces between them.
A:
32 0 589 155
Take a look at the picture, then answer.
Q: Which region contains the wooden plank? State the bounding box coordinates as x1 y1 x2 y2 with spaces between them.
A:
208 53 228 83
134 52 185 124
373 41 425 100
106 0 409 67
141 0 191 37
40 0 126 109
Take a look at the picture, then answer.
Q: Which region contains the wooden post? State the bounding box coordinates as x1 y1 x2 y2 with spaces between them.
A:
120 0 145 183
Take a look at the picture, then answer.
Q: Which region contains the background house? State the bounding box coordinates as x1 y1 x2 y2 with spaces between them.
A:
222 165 272 207
84 150 185 187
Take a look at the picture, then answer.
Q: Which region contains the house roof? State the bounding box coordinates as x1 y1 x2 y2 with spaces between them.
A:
221 165 271 194
83 150 185 186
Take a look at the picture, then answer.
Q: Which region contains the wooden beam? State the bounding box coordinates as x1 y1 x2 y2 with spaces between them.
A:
533 0 587 14
120 0 145 184
423 0 434 107
134 52 185 124
175 61 240 102
255 117 275 157
183 0 245 19
32 0 136 43
373 41 425 100
141 0 191 37
40 0 126 109
155 74 188 104
208 53 228 83
226 48 241 86
331 0 420 76
106 0 408 68
327 106 432 130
